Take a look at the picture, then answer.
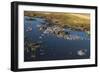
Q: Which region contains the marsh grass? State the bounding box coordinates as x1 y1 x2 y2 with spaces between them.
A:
24 11 90 31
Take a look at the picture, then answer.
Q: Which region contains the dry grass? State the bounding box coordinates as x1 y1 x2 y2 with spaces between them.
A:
24 11 90 31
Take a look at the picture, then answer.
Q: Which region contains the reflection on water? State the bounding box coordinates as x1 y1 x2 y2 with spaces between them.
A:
24 16 90 62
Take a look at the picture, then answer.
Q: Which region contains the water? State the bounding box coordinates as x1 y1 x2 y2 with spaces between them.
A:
24 16 90 62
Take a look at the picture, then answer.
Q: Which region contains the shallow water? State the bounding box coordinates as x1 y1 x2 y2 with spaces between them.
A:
24 16 90 62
